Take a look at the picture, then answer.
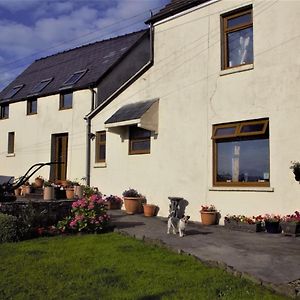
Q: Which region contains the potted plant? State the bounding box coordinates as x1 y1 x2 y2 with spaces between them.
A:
65 180 75 200
143 203 158 217
122 188 145 214
21 181 32 195
263 214 282 233
73 180 84 199
34 175 44 188
224 214 263 232
43 181 55 201
280 211 300 236
200 204 219 225
290 161 300 182
103 195 123 210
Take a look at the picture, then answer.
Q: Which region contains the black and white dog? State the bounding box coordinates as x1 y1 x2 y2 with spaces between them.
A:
167 215 190 237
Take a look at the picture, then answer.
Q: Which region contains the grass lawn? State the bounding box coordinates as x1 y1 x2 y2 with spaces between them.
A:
0 233 287 300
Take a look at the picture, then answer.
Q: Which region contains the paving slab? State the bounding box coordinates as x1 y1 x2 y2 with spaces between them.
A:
109 210 300 296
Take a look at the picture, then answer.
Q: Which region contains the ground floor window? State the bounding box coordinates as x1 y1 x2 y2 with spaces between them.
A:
95 131 106 163
129 126 151 155
212 119 269 186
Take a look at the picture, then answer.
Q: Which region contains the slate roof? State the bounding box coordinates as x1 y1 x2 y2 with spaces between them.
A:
105 99 157 124
0 29 148 103
146 0 210 24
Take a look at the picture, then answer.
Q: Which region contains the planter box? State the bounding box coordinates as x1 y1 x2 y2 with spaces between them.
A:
280 222 300 237
265 221 281 234
224 219 263 233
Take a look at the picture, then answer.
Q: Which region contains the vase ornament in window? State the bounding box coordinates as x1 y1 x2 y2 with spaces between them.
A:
290 161 300 182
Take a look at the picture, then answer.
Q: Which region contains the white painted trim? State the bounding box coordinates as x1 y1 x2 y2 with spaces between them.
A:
209 187 274 192
94 162 107 168
154 0 221 26
220 64 254 76
6 153 15 157
105 118 140 128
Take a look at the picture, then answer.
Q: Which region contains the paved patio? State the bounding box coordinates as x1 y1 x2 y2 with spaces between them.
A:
110 210 300 298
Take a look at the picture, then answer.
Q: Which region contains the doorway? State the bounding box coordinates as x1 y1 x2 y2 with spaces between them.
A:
50 133 68 181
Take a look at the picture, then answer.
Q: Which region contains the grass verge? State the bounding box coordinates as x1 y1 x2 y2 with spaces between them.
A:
0 233 287 299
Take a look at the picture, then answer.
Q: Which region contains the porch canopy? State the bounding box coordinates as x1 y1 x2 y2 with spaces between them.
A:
104 98 159 133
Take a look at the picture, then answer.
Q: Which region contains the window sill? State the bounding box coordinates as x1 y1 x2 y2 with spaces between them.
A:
59 107 72 111
6 153 15 157
94 162 107 168
209 186 274 192
220 63 253 76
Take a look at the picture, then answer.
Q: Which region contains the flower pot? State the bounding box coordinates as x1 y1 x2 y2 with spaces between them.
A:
24 186 32 195
35 178 44 188
123 197 144 214
66 188 75 200
280 222 300 236
265 221 281 233
200 211 217 225
74 185 83 199
143 204 157 217
44 186 55 201
14 188 21 196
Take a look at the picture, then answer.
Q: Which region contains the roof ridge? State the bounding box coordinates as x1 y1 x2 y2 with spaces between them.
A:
36 28 148 62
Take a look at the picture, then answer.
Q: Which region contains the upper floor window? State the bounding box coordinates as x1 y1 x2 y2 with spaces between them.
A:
0 104 9 119
31 78 52 94
129 126 151 155
63 70 87 86
27 99 37 115
212 119 269 187
221 6 253 69
59 93 73 110
3 85 24 100
8 132 15 154
95 131 106 163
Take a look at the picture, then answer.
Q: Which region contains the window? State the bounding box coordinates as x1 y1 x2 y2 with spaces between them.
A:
31 78 52 94
212 119 269 187
63 70 87 86
95 131 106 163
27 99 37 115
0 104 9 119
3 85 24 99
129 126 151 155
59 93 73 109
222 6 253 69
8 132 15 154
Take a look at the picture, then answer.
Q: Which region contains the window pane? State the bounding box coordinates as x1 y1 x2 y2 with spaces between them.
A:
8 132 15 154
216 138 269 183
28 99 37 114
227 13 251 28
240 123 265 133
62 93 72 108
99 145 106 161
227 27 253 67
1 105 9 119
100 133 106 142
215 127 236 137
131 140 150 152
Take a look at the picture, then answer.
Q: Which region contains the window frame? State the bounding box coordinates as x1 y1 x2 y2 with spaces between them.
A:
8 132 15 154
3 84 24 100
0 104 9 119
27 98 37 115
212 119 269 187
129 126 151 155
30 78 53 94
63 69 87 86
95 131 106 163
59 92 73 110
221 6 253 70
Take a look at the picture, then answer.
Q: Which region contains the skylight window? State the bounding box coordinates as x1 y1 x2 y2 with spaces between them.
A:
63 69 87 86
3 85 24 99
31 78 53 94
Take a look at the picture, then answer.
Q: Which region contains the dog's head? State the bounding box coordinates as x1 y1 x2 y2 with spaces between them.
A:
181 215 190 224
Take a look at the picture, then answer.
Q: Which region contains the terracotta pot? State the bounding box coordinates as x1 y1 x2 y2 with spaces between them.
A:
14 188 21 196
35 178 44 188
143 204 157 217
66 188 75 199
44 186 55 201
24 186 32 195
200 211 217 225
74 185 83 199
123 197 144 214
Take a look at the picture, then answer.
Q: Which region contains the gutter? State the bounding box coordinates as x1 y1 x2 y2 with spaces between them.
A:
83 23 154 187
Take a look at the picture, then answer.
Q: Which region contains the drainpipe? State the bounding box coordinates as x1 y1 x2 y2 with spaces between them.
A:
85 88 96 186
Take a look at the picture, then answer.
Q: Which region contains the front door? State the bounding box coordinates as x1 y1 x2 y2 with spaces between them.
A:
50 133 68 181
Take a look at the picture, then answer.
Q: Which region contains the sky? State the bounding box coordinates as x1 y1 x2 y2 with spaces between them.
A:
0 0 169 91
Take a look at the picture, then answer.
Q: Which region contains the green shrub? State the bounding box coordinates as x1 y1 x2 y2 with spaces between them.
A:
0 213 19 243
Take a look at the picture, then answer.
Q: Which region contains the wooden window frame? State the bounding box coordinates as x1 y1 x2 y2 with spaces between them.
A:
212 119 269 187
27 99 37 115
8 132 15 154
95 131 106 163
59 93 73 110
0 104 9 119
129 126 151 155
221 6 253 70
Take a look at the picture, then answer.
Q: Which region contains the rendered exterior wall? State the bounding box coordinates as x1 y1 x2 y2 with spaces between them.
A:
0 90 92 181
91 0 300 222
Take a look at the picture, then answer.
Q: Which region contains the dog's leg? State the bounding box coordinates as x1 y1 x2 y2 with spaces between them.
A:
179 228 184 237
167 219 171 234
171 220 177 234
